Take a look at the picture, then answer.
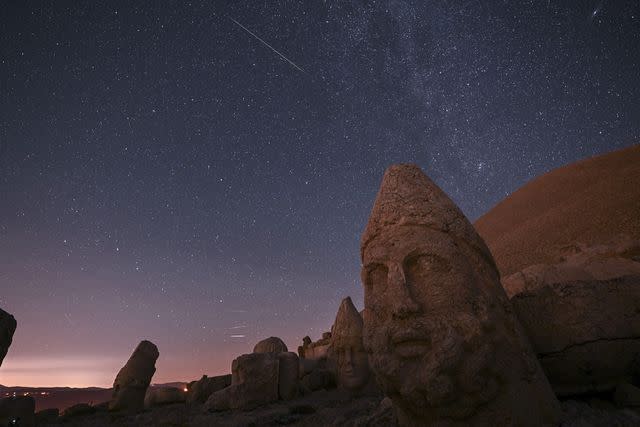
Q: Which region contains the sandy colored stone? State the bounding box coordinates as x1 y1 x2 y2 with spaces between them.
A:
253 336 288 354
511 275 640 396
0 308 16 367
360 164 560 426
109 340 159 413
475 144 640 277
502 239 640 297
329 297 372 391
186 374 232 404
144 387 186 408
205 352 280 411
0 396 35 427
278 352 299 400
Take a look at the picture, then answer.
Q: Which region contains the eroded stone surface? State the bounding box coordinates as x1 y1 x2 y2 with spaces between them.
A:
205 352 280 411
144 387 186 408
278 352 299 401
109 340 159 413
329 297 371 391
511 275 640 396
187 374 232 404
360 164 560 426
253 336 288 354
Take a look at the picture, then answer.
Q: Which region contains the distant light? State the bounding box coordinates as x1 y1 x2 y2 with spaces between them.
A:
183 387 188 392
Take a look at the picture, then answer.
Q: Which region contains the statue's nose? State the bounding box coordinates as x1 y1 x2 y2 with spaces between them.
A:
388 262 420 319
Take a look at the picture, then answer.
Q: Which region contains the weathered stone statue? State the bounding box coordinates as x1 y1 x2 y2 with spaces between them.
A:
109 340 159 413
329 297 372 391
360 164 560 426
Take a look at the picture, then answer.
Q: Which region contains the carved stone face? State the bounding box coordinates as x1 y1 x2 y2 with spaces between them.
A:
362 225 502 419
333 337 370 390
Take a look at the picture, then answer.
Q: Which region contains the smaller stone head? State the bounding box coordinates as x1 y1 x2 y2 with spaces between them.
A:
329 297 371 390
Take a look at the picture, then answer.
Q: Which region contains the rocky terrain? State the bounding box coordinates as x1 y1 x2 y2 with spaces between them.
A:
2 146 640 426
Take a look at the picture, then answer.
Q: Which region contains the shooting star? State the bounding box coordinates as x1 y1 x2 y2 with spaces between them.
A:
229 16 306 74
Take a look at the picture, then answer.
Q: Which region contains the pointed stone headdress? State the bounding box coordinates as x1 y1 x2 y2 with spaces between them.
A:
360 164 496 270
331 297 363 347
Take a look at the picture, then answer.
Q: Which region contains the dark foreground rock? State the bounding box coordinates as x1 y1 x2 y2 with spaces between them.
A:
187 374 232 404
109 340 159 413
0 307 17 367
0 395 36 427
31 387 640 426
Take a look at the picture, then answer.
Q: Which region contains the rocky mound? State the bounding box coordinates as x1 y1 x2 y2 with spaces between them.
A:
474 145 640 277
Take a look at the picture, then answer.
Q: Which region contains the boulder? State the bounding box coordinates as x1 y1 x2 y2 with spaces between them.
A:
186 374 232 404
360 164 560 426
502 239 640 297
0 308 16 367
253 336 288 354
144 387 186 408
63 403 95 417
300 368 336 392
0 396 36 427
278 352 299 400
205 352 280 411
298 333 331 360
109 340 159 413
511 275 640 396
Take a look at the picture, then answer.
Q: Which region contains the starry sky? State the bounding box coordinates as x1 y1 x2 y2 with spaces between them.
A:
1 1 639 387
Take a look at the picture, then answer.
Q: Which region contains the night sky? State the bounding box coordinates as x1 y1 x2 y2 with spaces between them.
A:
1 1 639 387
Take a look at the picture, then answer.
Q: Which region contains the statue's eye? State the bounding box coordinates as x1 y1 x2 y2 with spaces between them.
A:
365 264 387 292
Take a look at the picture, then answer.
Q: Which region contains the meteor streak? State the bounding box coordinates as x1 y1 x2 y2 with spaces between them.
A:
229 17 306 74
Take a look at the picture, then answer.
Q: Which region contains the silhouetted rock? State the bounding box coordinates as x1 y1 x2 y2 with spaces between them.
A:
278 352 299 400
512 274 640 396
329 297 371 391
0 308 16 367
205 352 280 411
253 336 288 354
144 387 186 408
63 402 95 417
109 340 159 413
186 374 232 404
360 164 560 426
0 396 35 427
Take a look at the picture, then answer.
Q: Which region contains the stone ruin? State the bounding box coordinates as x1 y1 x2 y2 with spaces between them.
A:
360 164 561 426
109 340 159 413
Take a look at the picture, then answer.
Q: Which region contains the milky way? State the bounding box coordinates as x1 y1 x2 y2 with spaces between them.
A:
1 1 639 386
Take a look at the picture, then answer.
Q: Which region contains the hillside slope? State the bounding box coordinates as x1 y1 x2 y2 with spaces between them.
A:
475 145 640 277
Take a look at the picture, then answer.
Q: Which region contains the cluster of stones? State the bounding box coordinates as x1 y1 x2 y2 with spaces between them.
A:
2 162 640 426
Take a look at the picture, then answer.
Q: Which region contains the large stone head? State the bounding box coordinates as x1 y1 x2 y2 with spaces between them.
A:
329 297 370 390
360 164 515 421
